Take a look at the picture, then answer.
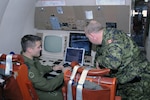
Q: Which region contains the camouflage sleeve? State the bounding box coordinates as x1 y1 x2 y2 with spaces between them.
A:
96 44 122 70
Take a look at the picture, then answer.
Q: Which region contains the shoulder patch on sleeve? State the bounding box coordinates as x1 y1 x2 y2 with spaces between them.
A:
29 72 35 79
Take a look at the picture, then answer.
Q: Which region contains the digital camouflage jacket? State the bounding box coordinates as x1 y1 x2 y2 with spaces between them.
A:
95 28 150 100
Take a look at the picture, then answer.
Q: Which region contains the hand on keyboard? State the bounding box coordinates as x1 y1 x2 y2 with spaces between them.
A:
62 66 71 73
63 63 70 67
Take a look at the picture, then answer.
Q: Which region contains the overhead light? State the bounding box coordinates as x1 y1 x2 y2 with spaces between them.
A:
145 0 148 2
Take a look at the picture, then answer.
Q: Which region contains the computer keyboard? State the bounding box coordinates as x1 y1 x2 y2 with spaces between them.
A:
55 70 62 73
39 57 63 66
53 61 61 65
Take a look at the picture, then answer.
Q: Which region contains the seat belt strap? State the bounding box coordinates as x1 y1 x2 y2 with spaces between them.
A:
67 65 80 100
76 68 89 100
5 54 12 75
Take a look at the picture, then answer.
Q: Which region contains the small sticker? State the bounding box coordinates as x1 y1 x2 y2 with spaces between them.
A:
0 78 5 83
29 72 35 78
107 39 113 44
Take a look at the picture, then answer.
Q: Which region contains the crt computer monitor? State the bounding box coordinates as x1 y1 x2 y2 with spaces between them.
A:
69 32 92 56
41 30 69 60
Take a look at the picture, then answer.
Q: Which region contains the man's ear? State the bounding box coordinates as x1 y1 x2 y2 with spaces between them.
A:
90 33 96 40
88 33 93 38
26 47 32 53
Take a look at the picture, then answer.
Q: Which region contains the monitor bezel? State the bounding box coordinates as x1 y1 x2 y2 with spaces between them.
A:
41 30 69 60
64 47 85 66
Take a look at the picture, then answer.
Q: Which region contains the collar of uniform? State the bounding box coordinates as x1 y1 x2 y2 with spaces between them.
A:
22 55 35 66
101 28 108 46
101 28 115 45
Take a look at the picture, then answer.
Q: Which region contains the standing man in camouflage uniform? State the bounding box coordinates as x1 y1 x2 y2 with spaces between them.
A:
21 35 69 100
84 20 150 100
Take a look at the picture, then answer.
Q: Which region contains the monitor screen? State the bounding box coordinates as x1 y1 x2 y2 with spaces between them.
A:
64 47 85 66
69 32 92 56
44 36 62 53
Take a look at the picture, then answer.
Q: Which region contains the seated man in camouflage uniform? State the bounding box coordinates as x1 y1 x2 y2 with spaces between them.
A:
21 35 70 100
84 20 150 100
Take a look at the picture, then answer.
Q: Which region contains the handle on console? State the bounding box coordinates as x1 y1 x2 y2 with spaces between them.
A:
0 54 24 64
70 61 110 76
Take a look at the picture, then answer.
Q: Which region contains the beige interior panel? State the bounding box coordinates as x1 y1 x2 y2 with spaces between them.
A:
35 5 130 33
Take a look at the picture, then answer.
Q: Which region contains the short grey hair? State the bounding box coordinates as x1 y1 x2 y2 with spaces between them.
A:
84 20 104 34
21 35 41 52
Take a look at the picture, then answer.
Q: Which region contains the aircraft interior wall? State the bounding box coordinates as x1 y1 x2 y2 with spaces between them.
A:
0 0 37 54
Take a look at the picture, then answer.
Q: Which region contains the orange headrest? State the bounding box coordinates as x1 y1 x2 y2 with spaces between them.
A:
70 61 110 76
0 54 24 64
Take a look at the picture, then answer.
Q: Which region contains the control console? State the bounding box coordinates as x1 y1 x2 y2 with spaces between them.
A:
39 56 93 67
39 56 63 66
39 55 94 78
84 56 93 66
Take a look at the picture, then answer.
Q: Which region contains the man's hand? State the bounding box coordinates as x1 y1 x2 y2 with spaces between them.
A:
53 65 71 73
62 67 71 73
53 65 64 71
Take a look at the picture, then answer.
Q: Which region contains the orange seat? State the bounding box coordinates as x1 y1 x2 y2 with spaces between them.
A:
115 96 122 100
62 62 121 100
0 54 38 100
